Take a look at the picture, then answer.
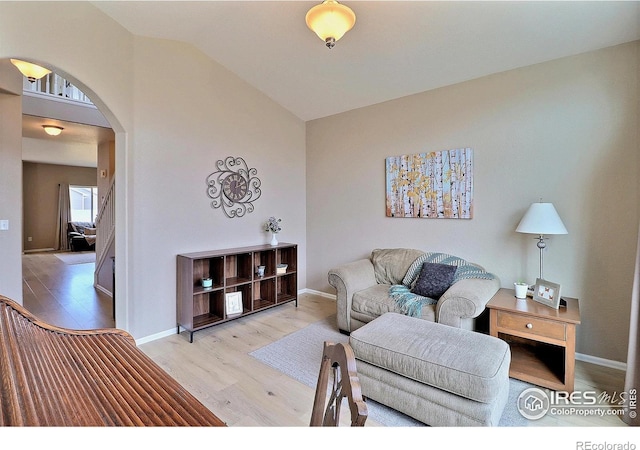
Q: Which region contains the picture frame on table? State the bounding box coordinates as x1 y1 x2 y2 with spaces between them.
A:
532 278 561 309
225 291 243 317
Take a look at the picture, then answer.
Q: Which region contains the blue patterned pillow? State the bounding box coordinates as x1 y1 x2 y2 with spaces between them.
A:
410 262 457 299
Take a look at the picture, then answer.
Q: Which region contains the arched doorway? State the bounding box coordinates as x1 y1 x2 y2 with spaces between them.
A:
2 57 127 331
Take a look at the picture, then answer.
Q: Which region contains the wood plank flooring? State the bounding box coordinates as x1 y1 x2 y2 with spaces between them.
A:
21 251 114 330
19 251 629 431
139 293 629 428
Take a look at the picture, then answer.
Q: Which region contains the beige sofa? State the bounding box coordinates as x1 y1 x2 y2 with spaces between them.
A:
328 248 500 333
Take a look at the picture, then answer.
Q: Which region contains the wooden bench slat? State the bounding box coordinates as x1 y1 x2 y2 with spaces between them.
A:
0 296 225 427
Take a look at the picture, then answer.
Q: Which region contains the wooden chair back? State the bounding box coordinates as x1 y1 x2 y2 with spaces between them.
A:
310 341 368 426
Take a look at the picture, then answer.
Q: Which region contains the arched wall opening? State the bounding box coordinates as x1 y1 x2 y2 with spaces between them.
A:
0 56 130 332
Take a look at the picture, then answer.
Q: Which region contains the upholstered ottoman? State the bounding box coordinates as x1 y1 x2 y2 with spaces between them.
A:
349 312 510 426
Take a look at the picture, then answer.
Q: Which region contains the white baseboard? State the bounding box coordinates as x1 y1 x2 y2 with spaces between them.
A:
136 289 629 374
299 288 336 299
136 327 178 346
576 352 627 371
23 248 55 254
138 290 334 345
94 284 113 298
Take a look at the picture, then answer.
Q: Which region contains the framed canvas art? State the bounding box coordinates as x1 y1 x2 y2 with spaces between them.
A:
385 148 473 219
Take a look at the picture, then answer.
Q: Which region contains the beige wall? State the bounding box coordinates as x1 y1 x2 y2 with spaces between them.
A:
97 140 114 203
126 36 306 338
0 2 306 339
307 42 640 363
1 2 637 362
22 137 97 167
22 162 98 251
0 60 23 302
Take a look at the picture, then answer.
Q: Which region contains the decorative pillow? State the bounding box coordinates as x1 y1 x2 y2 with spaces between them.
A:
410 262 458 299
84 227 97 235
370 248 426 285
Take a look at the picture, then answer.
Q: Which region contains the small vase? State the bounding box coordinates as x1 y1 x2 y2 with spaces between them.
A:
514 282 528 299
270 232 278 246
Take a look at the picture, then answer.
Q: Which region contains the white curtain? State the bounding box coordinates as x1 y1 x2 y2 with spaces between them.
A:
55 183 71 251
622 222 640 426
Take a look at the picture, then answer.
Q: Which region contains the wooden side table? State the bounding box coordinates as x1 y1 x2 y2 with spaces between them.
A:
487 288 581 392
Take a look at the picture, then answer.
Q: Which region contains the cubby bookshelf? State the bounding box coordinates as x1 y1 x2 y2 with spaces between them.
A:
177 243 298 342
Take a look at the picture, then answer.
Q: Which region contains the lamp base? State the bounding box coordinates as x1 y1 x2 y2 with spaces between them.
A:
536 235 546 280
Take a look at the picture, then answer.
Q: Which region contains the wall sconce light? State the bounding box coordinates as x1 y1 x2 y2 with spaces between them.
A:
43 125 64 136
305 0 356 49
10 59 51 83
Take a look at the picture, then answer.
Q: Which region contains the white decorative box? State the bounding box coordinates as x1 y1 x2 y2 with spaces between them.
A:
276 264 288 275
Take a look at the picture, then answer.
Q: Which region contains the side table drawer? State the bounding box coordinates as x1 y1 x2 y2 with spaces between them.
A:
497 311 566 341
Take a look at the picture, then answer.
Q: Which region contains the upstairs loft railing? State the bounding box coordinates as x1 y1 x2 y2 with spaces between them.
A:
22 73 93 105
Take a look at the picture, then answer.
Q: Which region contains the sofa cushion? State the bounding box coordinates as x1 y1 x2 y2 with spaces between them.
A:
370 248 425 285
352 285 396 318
411 262 457 299
352 285 436 322
349 312 511 404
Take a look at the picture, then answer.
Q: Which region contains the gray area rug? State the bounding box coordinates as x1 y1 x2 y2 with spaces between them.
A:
249 314 531 427
54 251 96 265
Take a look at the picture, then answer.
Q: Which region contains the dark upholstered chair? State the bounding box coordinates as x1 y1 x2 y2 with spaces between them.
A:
68 221 96 252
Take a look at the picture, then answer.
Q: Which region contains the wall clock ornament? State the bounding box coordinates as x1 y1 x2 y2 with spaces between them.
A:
206 157 261 218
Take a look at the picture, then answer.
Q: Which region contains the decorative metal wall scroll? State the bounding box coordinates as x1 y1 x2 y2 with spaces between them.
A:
206 157 262 218
385 148 473 219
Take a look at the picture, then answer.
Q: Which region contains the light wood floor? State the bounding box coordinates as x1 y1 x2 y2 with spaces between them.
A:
22 251 114 330
20 252 628 429
139 294 629 428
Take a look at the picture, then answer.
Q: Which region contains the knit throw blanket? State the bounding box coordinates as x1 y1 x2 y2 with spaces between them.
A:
389 252 497 318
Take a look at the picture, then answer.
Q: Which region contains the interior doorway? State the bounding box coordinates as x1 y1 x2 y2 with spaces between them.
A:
16 64 117 329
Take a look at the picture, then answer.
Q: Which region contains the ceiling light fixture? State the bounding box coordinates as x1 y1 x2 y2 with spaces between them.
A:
42 125 64 136
305 0 356 49
10 59 51 83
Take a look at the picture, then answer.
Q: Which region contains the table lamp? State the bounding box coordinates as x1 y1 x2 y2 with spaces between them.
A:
516 202 568 279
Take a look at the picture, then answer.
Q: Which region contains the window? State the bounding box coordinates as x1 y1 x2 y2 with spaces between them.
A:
69 186 98 223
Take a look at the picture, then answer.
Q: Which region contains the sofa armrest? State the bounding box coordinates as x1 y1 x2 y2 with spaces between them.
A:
436 277 501 329
328 259 377 333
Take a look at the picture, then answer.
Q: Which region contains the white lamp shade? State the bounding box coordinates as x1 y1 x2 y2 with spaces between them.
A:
516 202 568 235
306 0 356 43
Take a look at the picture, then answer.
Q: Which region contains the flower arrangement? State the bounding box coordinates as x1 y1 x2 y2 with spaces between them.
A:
264 216 282 234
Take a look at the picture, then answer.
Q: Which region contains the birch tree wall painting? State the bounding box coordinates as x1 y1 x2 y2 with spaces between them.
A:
385 148 474 219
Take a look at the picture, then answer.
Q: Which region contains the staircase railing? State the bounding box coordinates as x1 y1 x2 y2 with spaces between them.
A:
22 73 93 104
95 178 115 280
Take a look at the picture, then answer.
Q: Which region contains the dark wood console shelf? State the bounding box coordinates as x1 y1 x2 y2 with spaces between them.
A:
177 243 298 342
